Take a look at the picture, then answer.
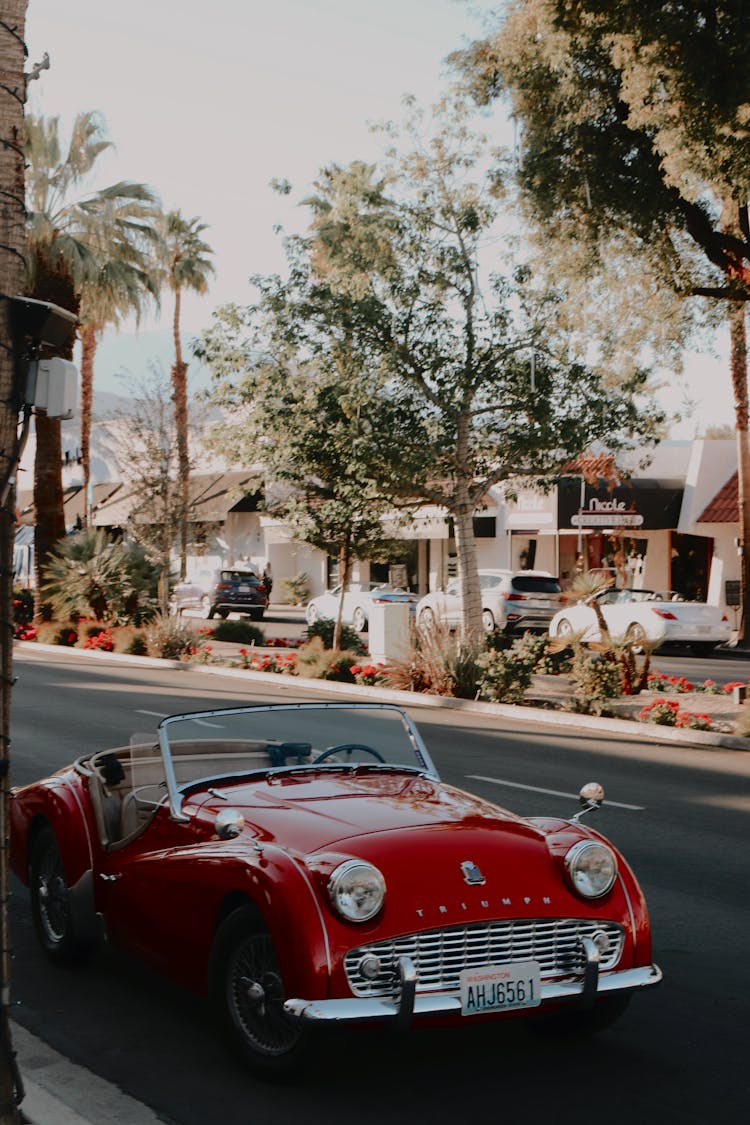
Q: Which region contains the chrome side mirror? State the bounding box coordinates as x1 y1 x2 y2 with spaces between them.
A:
572 781 605 822
214 808 245 839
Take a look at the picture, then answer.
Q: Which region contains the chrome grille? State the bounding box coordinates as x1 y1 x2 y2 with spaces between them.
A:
344 919 624 997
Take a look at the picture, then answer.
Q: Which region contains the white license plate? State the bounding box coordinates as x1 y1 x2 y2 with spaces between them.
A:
460 961 541 1015
238 584 250 592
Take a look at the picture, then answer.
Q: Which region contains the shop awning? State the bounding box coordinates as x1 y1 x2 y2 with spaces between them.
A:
697 472 738 523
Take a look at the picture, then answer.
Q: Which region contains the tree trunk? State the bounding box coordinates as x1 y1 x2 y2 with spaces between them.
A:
334 537 351 651
33 412 66 608
728 302 750 645
171 286 190 580
0 3 31 1117
79 323 97 525
30 266 78 614
452 494 482 643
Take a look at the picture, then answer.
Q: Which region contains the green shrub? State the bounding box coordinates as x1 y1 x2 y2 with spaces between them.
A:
304 617 367 655
125 634 149 656
12 586 34 626
509 631 573 674
209 619 265 645
476 648 534 704
41 528 160 625
279 572 311 605
568 650 622 714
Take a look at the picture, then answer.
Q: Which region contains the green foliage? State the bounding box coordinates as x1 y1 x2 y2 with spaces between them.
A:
294 637 359 681
567 650 622 715
41 528 160 625
208 619 265 645
303 617 367 655
476 647 534 704
199 98 664 640
279 573 311 605
125 634 149 656
12 586 34 626
505 631 572 675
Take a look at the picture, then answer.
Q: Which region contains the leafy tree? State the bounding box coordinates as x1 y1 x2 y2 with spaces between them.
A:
157 210 214 579
274 100 665 637
450 0 750 638
199 290 425 649
41 526 159 624
24 111 159 601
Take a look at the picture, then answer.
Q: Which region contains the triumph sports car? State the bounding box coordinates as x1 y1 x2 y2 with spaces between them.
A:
10 702 661 1075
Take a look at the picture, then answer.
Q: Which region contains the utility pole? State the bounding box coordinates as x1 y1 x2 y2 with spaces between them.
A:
0 5 31 1120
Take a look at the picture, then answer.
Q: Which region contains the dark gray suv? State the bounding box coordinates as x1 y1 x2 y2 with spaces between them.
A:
208 569 268 620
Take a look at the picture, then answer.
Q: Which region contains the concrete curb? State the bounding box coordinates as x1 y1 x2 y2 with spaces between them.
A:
12 1021 163 1124
15 641 750 752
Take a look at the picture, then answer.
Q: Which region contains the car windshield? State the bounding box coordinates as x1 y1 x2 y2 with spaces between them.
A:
152 703 437 806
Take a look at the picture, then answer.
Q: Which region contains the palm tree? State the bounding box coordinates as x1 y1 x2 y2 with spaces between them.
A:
78 213 161 519
158 210 214 577
25 110 159 600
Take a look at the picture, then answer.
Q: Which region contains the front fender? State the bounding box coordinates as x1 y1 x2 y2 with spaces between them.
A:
11 773 94 887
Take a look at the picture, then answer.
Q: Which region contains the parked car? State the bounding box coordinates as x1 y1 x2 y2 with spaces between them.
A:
10 702 661 1076
416 569 564 634
305 582 419 632
171 569 219 616
548 587 732 654
206 568 268 621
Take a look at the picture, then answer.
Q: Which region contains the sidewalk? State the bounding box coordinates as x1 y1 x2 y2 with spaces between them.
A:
13 1021 164 1124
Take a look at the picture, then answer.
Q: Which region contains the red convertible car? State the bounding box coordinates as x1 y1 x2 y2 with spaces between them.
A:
10 702 661 1075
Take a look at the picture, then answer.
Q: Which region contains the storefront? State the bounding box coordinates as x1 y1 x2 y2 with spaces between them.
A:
557 477 686 593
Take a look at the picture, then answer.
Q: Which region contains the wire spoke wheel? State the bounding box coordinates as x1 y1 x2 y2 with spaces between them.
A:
210 909 306 1074
30 825 95 964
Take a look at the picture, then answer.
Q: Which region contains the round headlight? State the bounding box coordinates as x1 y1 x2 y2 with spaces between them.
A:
565 840 617 899
328 860 386 922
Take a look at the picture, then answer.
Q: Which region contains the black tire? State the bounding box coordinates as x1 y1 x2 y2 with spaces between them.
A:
29 825 95 966
218 609 230 620
691 642 717 657
352 606 367 633
208 907 307 1076
419 607 435 630
533 994 631 1038
625 622 647 653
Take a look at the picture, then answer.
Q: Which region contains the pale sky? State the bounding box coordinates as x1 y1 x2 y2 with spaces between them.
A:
25 0 731 437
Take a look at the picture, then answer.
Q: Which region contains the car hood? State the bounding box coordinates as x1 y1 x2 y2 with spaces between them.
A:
191 770 537 853
189 772 613 927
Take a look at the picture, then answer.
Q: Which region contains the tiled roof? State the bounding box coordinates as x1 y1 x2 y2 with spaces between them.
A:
697 472 738 523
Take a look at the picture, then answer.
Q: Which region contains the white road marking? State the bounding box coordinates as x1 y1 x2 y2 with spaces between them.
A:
467 775 645 811
135 709 223 729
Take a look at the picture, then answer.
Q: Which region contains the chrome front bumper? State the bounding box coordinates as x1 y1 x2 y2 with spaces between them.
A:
284 942 663 1027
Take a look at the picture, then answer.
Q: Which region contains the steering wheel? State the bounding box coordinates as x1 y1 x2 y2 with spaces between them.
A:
314 743 385 764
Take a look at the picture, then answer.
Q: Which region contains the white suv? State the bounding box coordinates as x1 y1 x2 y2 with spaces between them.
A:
416 569 563 634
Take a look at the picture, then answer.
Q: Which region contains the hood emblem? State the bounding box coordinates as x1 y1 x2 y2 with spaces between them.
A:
461 860 486 886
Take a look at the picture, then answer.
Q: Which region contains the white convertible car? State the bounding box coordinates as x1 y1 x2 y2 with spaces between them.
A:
548 588 732 654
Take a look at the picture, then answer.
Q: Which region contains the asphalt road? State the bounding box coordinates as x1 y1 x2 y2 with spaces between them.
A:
7 648 750 1125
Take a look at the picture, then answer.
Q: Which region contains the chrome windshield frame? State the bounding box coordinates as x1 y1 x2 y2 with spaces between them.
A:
155 702 440 822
